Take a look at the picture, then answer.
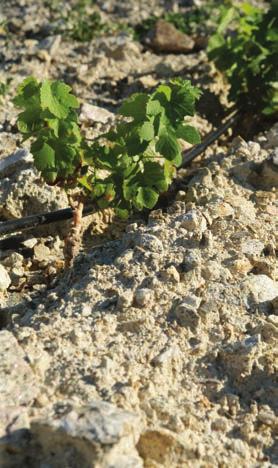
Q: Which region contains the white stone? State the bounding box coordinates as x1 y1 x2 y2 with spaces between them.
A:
0 264 11 292
22 238 38 249
241 275 278 305
135 288 153 307
80 103 114 124
0 148 32 178
3 252 24 268
31 401 143 467
0 330 38 405
180 210 207 232
241 239 265 257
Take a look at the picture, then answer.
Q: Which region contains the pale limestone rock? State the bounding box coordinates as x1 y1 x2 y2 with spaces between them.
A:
0 406 30 467
219 335 262 381
134 288 153 307
0 264 11 292
31 401 143 468
172 295 202 331
0 148 32 178
240 239 265 257
133 233 164 253
241 274 278 310
80 103 114 124
1 167 68 219
180 210 207 232
160 265 180 283
2 252 24 268
0 330 39 406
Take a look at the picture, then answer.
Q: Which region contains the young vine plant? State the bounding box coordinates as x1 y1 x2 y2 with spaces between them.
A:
208 0 278 116
14 77 201 218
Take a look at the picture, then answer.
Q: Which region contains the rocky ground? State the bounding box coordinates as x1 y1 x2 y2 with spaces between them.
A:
0 1 277 467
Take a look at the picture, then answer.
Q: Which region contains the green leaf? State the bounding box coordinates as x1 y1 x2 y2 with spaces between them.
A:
169 80 201 119
146 99 164 117
93 182 106 197
119 93 149 121
104 183 116 202
17 108 42 134
13 76 40 109
78 174 93 191
31 141 55 172
40 80 79 119
125 130 149 156
164 160 176 183
207 33 226 54
123 172 140 197
46 118 60 138
208 1 277 116
217 7 236 34
115 207 129 219
141 161 169 191
176 124 201 144
154 84 172 101
171 150 183 167
135 187 159 209
155 132 181 160
59 120 82 144
137 120 154 142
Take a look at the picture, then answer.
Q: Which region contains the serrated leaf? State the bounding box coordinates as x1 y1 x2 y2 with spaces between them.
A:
155 84 172 101
135 187 159 209
123 179 138 201
164 160 175 183
170 80 201 119
78 175 93 191
40 80 79 119
217 7 236 34
31 141 55 172
13 76 40 109
17 108 42 133
141 161 169 192
176 124 201 144
104 183 116 202
125 130 149 156
115 207 129 219
45 117 60 137
153 113 169 136
146 99 164 116
93 182 106 198
155 132 181 160
59 120 82 144
118 93 149 121
207 33 226 54
137 120 154 142
171 150 183 167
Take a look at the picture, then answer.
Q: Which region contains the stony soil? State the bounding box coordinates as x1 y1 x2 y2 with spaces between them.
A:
0 1 277 467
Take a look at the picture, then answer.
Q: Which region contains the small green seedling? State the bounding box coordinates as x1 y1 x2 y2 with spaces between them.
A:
208 0 278 116
14 77 201 217
45 0 130 42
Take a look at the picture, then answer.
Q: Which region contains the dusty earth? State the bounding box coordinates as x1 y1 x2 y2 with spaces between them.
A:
0 1 277 467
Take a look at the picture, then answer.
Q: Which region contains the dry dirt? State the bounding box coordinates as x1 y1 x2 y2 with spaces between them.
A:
0 1 277 467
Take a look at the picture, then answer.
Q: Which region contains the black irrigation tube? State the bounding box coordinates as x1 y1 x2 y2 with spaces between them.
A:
181 108 241 167
0 205 96 236
0 109 241 238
